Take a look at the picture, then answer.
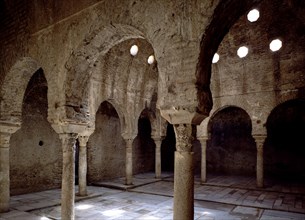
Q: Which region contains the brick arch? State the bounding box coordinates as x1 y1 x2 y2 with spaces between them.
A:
97 99 128 138
64 24 148 114
196 0 262 116
266 98 305 139
207 105 253 137
0 57 41 124
207 105 256 175
265 98 305 179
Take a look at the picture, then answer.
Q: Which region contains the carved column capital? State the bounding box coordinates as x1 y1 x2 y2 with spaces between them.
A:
253 135 266 150
0 122 21 148
59 133 78 152
197 136 208 142
123 137 134 149
174 124 194 152
0 133 11 148
152 136 164 147
78 135 89 147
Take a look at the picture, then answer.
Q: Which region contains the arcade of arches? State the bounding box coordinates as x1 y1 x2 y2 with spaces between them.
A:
0 0 305 219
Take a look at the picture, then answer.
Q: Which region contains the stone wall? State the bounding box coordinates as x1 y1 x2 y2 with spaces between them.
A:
211 0 305 134
205 0 305 177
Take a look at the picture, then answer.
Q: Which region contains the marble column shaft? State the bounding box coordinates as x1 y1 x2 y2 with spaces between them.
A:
78 135 89 196
60 133 78 220
125 138 133 185
255 136 265 188
0 133 11 213
199 137 208 184
154 138 162 179
173 124 194 220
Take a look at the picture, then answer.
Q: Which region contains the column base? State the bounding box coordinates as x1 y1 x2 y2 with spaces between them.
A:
0 206 10 213
76 192 88 197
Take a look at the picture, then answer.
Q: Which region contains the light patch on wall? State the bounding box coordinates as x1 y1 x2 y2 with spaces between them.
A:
130 45 139 56
40 217 51 220
212 53 220 63
269 39 282 52
247 9 260 22
237 46 249 58
147 55 155 64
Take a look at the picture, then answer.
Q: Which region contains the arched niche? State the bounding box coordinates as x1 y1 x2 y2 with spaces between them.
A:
10 68 61 195
0 57 40 123
134 109 155 174
265 99 305 182
89 37 158 135
207 106 256 175
87 101 125 183
65 24 149 117
161 123 176 172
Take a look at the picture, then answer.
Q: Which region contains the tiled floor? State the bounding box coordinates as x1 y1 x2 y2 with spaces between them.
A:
1 173 305 219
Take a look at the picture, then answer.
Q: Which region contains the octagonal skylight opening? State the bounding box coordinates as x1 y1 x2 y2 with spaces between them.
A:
147 55 155 64
237 46 249 58
212 53 220 64
130 45 138 56
269 39 282 52
247 9 260 22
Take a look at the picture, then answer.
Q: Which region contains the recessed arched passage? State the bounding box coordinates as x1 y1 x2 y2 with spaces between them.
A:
265 99 305 182
134 109 155 174
87 101 125 183
207 106 256 175
10 68 62 195
161 123 176 172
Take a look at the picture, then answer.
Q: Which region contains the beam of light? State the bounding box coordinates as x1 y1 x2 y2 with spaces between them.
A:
75 204 93 210
247 9 260 22
102 209 126 217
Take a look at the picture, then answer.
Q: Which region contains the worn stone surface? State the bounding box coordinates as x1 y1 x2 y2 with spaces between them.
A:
0 0 305 218
77 135 89 196
210 0 305 134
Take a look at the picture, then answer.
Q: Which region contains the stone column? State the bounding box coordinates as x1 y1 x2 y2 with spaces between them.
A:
254 136 266 188
153 137 163 179
0 123 20 213
198 137 208 184
125 138 133 185
78 135 89 196
60 133 78 220
173 124 194 220
0 133 11 213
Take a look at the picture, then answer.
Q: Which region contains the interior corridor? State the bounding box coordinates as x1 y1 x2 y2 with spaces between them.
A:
1 172 305 220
